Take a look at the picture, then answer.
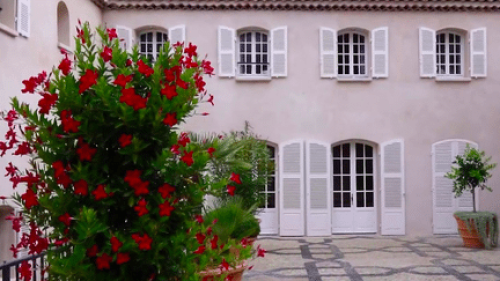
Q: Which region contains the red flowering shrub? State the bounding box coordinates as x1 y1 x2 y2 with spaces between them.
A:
2 22 261 281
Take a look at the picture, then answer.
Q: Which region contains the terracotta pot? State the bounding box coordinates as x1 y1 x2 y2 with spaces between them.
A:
454 215 489 248
198 264 246 281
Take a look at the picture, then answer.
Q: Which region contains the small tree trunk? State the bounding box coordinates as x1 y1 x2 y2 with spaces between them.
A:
471 188 476 213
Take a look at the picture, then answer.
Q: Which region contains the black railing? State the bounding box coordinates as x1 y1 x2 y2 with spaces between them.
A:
1 252 46 281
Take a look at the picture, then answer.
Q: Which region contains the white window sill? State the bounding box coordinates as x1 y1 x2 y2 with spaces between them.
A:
235 75 272 82
0 22 18 37
337 76 372 82
435 76 471 82
58 43 73 54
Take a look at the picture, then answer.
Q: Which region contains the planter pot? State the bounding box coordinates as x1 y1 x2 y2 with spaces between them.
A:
199 264 246 281
454 215 488 248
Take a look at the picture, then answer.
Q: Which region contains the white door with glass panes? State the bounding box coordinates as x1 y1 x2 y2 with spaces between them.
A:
332 142 377 233
257 145 278 235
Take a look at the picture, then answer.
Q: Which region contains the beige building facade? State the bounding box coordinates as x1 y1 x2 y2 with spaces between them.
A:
1 0 500 262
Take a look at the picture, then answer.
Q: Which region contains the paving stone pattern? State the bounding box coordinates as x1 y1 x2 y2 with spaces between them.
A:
244 236 500 281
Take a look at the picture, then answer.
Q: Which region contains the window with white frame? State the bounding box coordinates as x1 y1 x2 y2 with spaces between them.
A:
218 26 287 79
237 30 270 76
337 31 367 76
139 30 169 61
259 145 277 209
0 0 30 37
436 31 463 76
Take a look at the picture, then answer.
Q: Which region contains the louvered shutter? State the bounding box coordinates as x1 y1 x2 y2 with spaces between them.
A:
271 26 287 77
419 27 436 78
432 140 478 234
305 141 332 236
218 26 235 77
381 139 405 235
17 0 30 37
372 27 389 78
320 28 336 78
169 25 186 46
116 26 134 52
279 140 304 236
470 28 487 78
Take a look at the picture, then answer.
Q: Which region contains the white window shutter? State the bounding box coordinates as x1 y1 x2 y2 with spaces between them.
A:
372 27 389 78
218 26 235 77
271 26 287 77
116 26 134 52
17 0 30 37
279 140 305 236
305 141 332 236
419 27 436 78
381 139 405 235
169 25 186 46
320 27 337 78
470 28 487 78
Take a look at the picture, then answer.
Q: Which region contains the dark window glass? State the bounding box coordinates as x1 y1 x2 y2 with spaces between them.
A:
338 66 343 75
365 145 373 157
156 33 162 42
333 176 341 191
345 55 350 64
366 176 374 191
343 192 351 208
240 34 245 42
343 176 350 191
240 54 245 62
246 54 251 62
262 34 267 42
338 55 343 64
246 65 251 73
256 44 261 52
333 160 341 174
263 55 268 63
240 65 245 74
456 55 461 63
141 34 147 41
338 35 343 43
353 45 358 53
333 193 341 207
456 44 461 53
267 193 275 208
356 160 363 174
246 32 251 41
356 176 364 191
366 160 373 174
354 66 359 75
256 65 261 74
256 55 261 63
342 144 350 157
263 65 268 72
356 143 363 157
449 33 454 43
366 192 374 207
246 44 251 52
343 34 349 43
256 32 261 42
147 44 153 52
263 44 268 52
267 177 275 192
342 160 350 174
357 192 365 207
456 66 461 75
353 33 358 43
449 65 454 75
449 45 454 53
147 32 153 41
360 66 365 74
360 36 365 43
240 44 245 52
141 44 146 52
344 66 349 75
360 44 365 53
344 45 349 53
333 146 341 157
354 56 359 64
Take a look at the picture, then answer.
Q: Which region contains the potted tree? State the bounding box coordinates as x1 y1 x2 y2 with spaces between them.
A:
445 145 499 249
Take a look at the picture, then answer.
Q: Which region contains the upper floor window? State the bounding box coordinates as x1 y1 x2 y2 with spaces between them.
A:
218 26 287 79
139 30 168 61
237 30 269 76
320 27 388 80
0 0 30 37
337 31 367 76
436 31 463 76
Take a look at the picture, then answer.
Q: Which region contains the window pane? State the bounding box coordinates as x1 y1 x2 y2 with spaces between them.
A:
246 65 251 74
360 65 365 75
334 176 341 191
366 176 374 190
439 33 445 42
256 65 261 74
456 55 461 63
246 54 251 62
256 55 261 63
333 146 341 157
263 55 268 63
256 32 261 42
263 65 268 72
356 192 365 208
366 192 374 207
343 176 350 191
360 36 365 43
141 34 147 41
240 54 245 62
356 160 363 174
344 66 349 75
455 34 460 42
360 45 365 54
338 66 343 75
342 160 350 174
449 45 454 53
147 32 153 41
333 160 341 174
263 44 268 53
344 45 349 53
147 44 153 52
354 66 359 75
342 144 350 157
366 160 373 174
450 56 454 63
354 56 359 64
344 34 349 43
163 33 168 41
240 44 245 52
345 55 350 64
338 55 343 64
356 176 364 191
246 44 251 52
343 192 351 207
356 143 363 157
267 193 275 208
456 66 461 75
141 44 146 52
353 33 358 43
449 65 454 74
240 34 245 42
353 45 359 53
440 45 445 53
256 44 261 52
360 55 365 64
156 32 162 42
338 35 343 43
456 44 461 53
268 177 275 191
240 65 245 74
262 34 267 42
246 33 251 41
333 193 341 207
449 33 454 43
365 145 373 157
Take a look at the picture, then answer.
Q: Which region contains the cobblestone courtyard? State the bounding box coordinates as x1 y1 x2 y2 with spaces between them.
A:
244 236 500 281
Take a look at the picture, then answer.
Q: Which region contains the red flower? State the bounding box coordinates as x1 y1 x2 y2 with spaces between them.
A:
96 253 112 270
74 179 88 196
107 28 117 40
160 83 177 100
76 27 85 44
163 113 177 127
227 185 236 196
134 199 149 217
196 233 206 244
126 59 133 66
79 69 98 94
159 201 174 217
207 147 215 157
158 184 175 199
137 60 154 77
178 132 190 147
21 77 38 94
116 253 130 265
230 173 242 184
21 188 38 209
257 245 266 257
207 94 214 106
58 56 72 76
210 235 218 250
119 134 133 147
132 181 149 196
100 46 112 62
119 88 147 110
194 74 205 92
184 43 198 58
87 244 98 257
221 259 230 271
176 78 188 90
124 170 142 186
10 244 19 258
18 261 32 281
193 245 205 254
14 142 32 155
170 144 180 155
201 60 214 76
77 142 97 162
206 227 212 236
92 184 109 200
164 69 176 82
58 213 72 227
60 110 80 133
131 233 152 251
195 215 204 224
181 151 194 166
110 236 123 252
38 93 58 114
114 74 133 87
57 173 72 188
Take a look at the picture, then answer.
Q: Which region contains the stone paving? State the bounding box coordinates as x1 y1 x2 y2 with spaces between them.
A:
244 236 500 281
